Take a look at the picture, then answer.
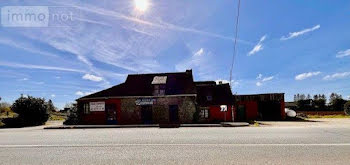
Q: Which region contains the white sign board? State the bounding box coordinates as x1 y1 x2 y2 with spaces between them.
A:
90 102 105 112
220 105 227 112
135 98 155 105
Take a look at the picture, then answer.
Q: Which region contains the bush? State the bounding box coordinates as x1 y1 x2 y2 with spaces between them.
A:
11 95 49 126
63 104 79 125
345 102 350 115
2 118 25 128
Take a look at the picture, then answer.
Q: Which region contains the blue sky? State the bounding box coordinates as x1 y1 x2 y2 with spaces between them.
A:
0 0 350 109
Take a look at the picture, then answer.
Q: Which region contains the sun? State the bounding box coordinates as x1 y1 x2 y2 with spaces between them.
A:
134 0 149 12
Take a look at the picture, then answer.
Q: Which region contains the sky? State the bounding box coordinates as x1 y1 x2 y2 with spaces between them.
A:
0 0 350 109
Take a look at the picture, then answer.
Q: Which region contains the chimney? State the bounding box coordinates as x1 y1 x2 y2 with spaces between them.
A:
186 69 192 75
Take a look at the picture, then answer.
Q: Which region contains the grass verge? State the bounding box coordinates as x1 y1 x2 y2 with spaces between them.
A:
307 114 350 118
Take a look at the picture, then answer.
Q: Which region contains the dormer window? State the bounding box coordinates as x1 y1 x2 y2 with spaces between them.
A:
153 84 166 96
152 76 167 96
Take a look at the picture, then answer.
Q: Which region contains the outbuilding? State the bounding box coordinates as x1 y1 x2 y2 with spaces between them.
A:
234 93 286 121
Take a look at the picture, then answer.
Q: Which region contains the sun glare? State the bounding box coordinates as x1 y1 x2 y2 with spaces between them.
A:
134 0 149 12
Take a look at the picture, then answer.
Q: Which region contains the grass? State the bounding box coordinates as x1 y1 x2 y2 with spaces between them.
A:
49 112 67 121
307 114 350 118
0 112 18 119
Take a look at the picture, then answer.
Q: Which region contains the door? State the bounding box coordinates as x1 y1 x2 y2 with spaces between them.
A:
236 105 246 121
106 104 117 124
169 105 179 123
141 105 153 124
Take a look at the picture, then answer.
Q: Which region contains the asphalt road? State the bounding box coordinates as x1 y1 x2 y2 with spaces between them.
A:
0 120 350 164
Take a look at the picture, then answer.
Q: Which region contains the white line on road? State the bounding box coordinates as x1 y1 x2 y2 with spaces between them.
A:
1 143 350 148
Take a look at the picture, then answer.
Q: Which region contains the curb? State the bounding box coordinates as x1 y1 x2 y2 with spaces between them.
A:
44 122 250 129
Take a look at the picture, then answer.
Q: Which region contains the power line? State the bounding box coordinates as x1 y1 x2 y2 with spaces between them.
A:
229 0 241 89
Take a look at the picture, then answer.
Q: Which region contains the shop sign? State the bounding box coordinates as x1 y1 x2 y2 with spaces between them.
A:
135 98 156 105
90 102 105 111
220 105 227 112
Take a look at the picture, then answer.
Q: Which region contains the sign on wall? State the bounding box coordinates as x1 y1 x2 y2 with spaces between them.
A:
90 102 105 112
220 105 227 112
135 98 156 105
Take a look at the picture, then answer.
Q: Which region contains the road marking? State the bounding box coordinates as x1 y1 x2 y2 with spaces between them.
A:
1 143 350 148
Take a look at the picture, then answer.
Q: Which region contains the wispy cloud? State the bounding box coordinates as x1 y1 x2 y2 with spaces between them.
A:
323 72 350 80
262 76 274 82
49 0 252 44
75 90 95 96
295 71 321 80
281 24 320 40
194 48 204 56
0 61 85 73
336 49 350 58
248 35 267 56
176 48 217 80
256 82 262 87
82 74 103 82
256 74 274 86
51 94 56 98
0 38 59 58
256 74 263 79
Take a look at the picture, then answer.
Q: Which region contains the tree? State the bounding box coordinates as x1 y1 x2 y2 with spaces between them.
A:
63 103 79 125
329 93 346 111
345 101 350 115
46 99 57 112
10 95 49 126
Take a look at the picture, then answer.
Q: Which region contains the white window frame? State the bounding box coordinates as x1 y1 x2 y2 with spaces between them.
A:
200 107 209 119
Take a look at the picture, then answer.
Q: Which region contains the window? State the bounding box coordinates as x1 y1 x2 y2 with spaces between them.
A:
83 103 90 114
200 107 209 119
153 84 166 96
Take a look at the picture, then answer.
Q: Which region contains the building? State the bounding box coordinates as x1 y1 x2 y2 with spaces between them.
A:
77 70 198 125
234 93 286 121
76 70 286 125
195 81 233 123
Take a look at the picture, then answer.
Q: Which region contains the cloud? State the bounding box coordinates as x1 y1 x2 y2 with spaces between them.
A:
323 72 350 80
281 24 320 40
51 94 56 98
82 74 103 82
176 48 217 80
19 78 29 81
54 1 252 44
295 71 321 80
336 49 350 58
75 91 85 96
75 90 97 96
256 74 274 86
256 74 263 79
262 76 274 82
256 82 262 87
194 48 204 56
0 61 85 73
248 35 267 56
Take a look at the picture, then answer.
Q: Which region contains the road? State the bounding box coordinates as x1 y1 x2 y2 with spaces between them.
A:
0 119 349 164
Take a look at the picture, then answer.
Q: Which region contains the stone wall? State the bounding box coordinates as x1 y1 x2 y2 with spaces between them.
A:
120 96 196 124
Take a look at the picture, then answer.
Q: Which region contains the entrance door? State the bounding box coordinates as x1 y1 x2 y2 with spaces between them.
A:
141 105 153 124
236 105 246 121
106 104 117 124
169 105 179 123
